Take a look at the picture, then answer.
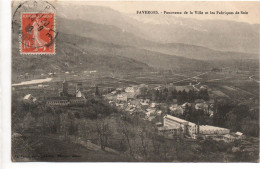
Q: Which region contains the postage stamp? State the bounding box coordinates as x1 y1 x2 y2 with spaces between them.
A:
21 13 55 54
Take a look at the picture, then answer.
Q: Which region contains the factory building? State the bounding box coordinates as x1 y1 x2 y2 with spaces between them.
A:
159 114 230 139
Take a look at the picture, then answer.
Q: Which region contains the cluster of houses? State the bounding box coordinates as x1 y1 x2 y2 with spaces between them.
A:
105 84 163 121
169 100 214 117
105 84 215 121
105 84 245 142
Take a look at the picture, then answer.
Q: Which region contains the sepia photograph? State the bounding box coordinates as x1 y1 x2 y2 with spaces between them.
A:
8 0 260 162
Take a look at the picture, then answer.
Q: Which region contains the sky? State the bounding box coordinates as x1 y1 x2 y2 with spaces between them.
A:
57 0 260 24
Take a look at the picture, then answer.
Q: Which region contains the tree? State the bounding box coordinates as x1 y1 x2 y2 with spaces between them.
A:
95 118 111 151
161 87 168 101
188 90 196 102
138 126 148 159
118 118 135 158
166 90 173 102
155 89 160 101
231 104 249 121
213 100 233 127
225 112 237 132
139 86 148 98
95 85 100 96
151 134 162 159
177 94 183 105
172 89 177 99
146 90 153 100
68 121 78 135
181 90 188 103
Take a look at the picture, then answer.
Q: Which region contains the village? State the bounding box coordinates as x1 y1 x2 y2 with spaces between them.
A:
14 68 258 162
103 83 245 142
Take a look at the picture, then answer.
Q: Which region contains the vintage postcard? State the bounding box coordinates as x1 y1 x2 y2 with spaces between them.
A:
10 0 259 162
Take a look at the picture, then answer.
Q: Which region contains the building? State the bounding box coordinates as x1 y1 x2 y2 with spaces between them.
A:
128 100 141 109
69 97 87 106
235 132 245 138
46 97 87 106
117 93 128 102
199 125 230 135
151 102 160 108
156 122 163 127
46 97 70 106
126 92 136 100
162 114 230 139
46 80 86 106
76 90 85 98
163 115 193 135
163 115 198 137
146 108 156 117
181 102 191 108
169 106 184 116
156 110 162 116
60 80 77 97
125 86 135 93
140 99 150 109
105 93 117 101
195 103 209 110
158 126 184 138
140 99 150 105
23 94 37 103
222 133 243 142
154 86 163 91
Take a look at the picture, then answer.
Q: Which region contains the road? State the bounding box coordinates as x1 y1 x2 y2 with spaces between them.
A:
249 75 260 83
12 78 53 86
171 71 211 84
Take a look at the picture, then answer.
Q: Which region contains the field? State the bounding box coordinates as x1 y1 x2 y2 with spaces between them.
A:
13 67 259 106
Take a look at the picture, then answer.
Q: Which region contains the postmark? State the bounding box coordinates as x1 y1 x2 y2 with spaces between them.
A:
12 1 57 54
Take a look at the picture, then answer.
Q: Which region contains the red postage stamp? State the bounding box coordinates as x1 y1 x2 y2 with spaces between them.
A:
21 13 55 54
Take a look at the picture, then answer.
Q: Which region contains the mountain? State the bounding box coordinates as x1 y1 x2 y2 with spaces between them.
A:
57 17 258 62
56 32 211 71
11 3 259 76
125 15 260 54
56 17 155 48
11 23 153 74
142 43 258 61
57 3 259 54
12 19 210 75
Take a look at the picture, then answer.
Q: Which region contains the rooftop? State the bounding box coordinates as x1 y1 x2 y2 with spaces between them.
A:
235 132 243 136
158 126 180 131
164 114 189 124
23 94 32 99
46 97 68 100
199 125 230 131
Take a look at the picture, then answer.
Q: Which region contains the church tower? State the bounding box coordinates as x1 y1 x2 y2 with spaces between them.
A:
62 80 68 96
